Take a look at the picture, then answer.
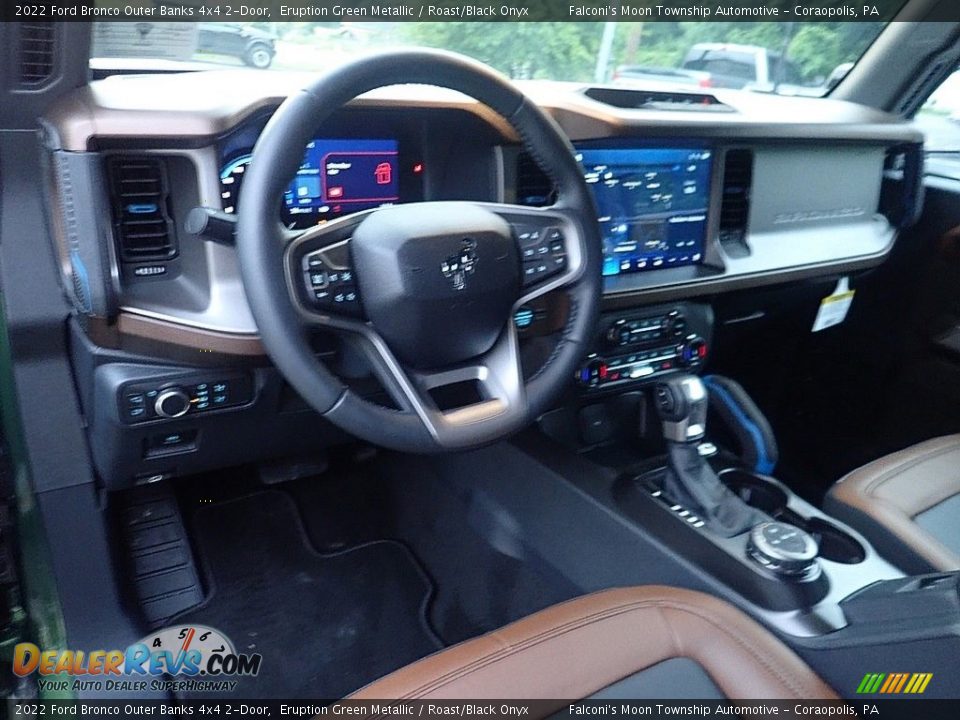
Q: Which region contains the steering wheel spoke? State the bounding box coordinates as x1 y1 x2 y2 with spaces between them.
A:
356 321 528 449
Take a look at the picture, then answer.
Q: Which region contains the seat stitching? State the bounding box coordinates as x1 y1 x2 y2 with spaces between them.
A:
384 597 815 700
859 444 960 497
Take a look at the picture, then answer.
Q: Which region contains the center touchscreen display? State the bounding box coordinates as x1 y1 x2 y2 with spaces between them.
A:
283 138 399 223
576 146 713 276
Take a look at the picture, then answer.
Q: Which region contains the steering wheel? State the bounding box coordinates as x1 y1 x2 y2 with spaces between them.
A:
236 50 602 453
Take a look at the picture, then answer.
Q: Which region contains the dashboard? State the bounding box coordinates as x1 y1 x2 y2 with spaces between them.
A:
41 72 924 334
39 71 924 486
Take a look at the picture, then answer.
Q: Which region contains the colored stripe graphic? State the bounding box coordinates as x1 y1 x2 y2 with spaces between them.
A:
894 674 909 693
857 672 932 694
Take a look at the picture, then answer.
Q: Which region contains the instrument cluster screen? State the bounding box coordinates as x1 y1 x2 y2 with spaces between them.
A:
576 146 712 276
284 138 400 224
220 138 401 229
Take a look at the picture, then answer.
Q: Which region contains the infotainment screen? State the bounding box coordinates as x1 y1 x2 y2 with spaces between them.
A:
283 138 400 224
575 147 713 276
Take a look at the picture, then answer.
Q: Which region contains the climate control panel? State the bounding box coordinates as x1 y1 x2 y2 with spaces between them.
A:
577 303 713 392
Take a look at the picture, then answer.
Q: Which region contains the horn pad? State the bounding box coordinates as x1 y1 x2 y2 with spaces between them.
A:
351 202 520 369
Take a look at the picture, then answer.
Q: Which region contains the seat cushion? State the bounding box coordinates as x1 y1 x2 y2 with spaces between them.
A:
350 586 837 701
825 434 960 573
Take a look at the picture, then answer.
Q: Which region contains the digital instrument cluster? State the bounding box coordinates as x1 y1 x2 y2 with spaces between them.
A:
576 146 713 276
220 138 402 229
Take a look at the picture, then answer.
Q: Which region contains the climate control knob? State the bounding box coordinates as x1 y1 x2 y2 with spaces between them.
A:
680 336 708 367
154 388 191 418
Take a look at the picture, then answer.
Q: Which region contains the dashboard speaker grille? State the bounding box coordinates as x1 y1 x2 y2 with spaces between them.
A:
18 22 57 87
516 152 557 207
719 149 753 243
107 156 177 262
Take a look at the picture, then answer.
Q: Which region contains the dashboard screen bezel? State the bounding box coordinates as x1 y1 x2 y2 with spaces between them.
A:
216 109 426 229
575 139 716 280
572 139 725 297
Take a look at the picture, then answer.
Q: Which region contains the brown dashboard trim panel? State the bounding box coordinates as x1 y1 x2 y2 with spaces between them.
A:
116 312 266 357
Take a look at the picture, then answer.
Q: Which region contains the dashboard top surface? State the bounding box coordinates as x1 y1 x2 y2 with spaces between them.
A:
44 68 922 151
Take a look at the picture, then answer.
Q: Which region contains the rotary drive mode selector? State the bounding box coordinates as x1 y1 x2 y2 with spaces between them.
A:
154 388 191 419
747 521 820 577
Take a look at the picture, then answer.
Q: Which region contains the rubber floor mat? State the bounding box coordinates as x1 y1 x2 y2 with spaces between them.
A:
173 491 442 699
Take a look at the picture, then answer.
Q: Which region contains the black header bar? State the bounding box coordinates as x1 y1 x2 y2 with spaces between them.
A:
6 1 955 24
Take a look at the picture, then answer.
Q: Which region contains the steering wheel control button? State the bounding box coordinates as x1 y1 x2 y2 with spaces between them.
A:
520 227 566 288
517 226 544 259
747 521 820 577
300 248 362 317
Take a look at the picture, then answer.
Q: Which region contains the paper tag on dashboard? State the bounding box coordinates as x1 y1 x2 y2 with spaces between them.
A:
812 277 855 333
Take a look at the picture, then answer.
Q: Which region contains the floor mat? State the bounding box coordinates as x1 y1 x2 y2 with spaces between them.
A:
174 490 442 699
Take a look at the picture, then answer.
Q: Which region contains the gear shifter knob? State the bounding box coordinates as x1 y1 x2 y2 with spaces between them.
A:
654 375 708 443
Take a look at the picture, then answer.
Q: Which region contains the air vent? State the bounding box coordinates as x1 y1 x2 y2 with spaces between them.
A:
879 143 924 229
516 152 557 207
107 157 177 262
719 149 753 251
584 87 733 112
18 23 56 87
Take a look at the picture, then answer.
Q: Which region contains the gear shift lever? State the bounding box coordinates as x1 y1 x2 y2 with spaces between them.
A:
654 375 709 443
653 375 758 537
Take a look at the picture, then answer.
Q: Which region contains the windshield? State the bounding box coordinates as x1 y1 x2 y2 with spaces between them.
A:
91 20 889 97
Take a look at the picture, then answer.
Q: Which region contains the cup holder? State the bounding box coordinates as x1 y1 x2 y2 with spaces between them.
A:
807 517 866 564
720 469 866 564
719 469 789 515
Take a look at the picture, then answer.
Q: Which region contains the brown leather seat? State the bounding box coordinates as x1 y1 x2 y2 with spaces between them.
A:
351 586 836 700
826 435 960 574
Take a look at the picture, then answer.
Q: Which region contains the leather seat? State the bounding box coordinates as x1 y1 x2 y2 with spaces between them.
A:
826 435 960 574
351 586 836 700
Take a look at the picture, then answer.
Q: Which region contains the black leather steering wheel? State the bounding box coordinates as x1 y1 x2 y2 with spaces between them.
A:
236 50 602 453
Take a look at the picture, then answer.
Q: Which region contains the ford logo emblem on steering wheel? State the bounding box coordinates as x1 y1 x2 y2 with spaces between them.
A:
440 238 479 291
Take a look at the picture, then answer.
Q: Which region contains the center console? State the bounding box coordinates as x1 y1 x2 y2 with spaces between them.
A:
532 351 960 694
604 372 901 633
